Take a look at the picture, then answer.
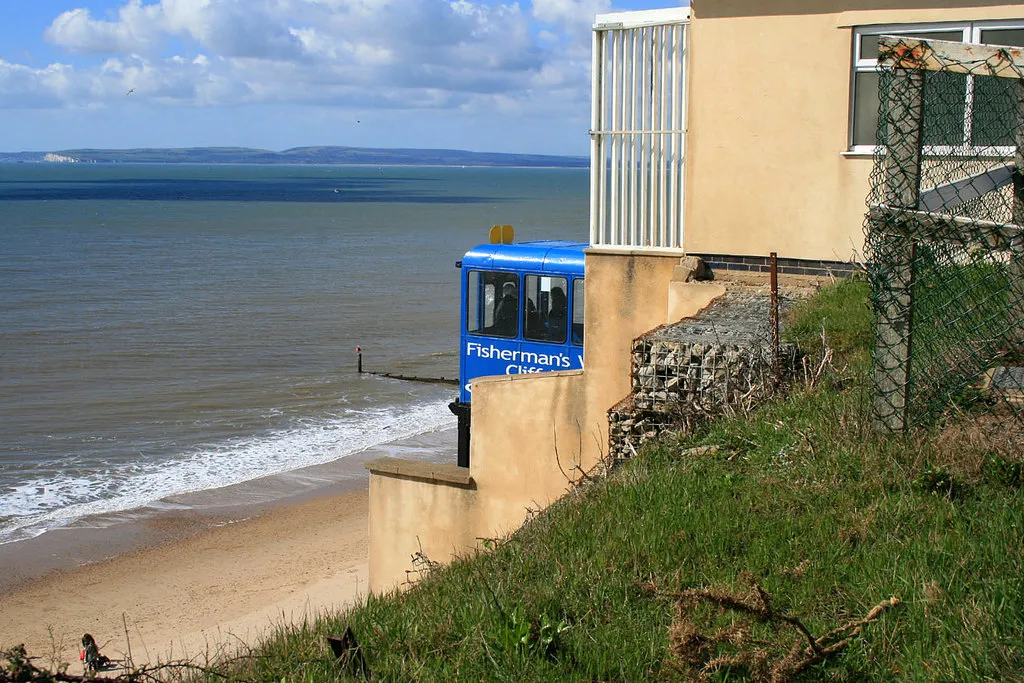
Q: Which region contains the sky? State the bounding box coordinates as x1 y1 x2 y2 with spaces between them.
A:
0 0 684 155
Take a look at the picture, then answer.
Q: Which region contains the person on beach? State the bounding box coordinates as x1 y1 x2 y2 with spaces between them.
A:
80 634 111 671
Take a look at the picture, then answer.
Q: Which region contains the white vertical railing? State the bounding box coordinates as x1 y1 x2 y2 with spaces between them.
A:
590 8 689 250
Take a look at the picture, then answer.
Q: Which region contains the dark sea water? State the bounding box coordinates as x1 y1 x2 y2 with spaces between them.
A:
0 163 589 546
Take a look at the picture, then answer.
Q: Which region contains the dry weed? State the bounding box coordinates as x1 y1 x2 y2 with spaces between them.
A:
648 577 900 683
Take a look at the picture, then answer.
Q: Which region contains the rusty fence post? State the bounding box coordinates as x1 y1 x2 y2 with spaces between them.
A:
769 252 780 384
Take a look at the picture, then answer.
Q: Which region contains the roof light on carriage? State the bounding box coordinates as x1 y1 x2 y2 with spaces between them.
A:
488 224 514 245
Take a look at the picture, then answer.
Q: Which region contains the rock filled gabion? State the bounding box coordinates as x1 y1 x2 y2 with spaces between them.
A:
608 292 800 462
608 396 682 461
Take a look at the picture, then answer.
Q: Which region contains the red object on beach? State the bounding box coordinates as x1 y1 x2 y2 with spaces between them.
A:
80 650 86 661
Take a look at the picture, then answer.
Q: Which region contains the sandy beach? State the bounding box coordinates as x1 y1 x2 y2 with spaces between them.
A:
0 487 371 669
0 428 457 670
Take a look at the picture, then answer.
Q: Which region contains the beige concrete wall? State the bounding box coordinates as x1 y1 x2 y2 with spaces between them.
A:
698 0 1023 20
367 469 478 593
367 252 725 593
469 370 588 537
683 0 1023 262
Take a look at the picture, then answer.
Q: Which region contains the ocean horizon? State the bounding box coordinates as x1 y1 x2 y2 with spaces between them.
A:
0 146 590 167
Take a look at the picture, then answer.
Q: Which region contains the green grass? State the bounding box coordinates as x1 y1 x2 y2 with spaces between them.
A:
207 279 1023 682
907 247 1018 421
783 276 874 368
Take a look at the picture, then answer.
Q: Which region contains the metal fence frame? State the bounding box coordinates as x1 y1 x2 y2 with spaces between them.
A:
867 35 1024 432
590 9 689 251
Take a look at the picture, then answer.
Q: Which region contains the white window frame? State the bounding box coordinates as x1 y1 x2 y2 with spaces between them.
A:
849 20 1024 157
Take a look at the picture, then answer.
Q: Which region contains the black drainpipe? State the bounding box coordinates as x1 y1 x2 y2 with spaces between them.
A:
448 400 471 468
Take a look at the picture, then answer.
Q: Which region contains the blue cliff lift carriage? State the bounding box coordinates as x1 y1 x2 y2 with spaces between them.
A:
449 226 587 467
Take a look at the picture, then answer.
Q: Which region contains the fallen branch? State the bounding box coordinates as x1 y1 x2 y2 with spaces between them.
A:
647 579 900 682
1 644 252 683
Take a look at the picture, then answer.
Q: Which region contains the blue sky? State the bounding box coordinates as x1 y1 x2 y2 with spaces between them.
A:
0 0 683 155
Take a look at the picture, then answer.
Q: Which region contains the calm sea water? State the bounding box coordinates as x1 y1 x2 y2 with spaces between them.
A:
0 163 588 545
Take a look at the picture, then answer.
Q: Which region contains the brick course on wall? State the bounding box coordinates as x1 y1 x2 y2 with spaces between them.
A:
691 254 860 278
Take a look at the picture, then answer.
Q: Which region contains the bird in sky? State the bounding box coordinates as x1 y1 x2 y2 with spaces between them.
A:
126 88 136 95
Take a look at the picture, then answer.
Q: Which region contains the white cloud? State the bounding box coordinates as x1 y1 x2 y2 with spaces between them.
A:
46 0 308 60
8 0 597 117
531 0 610 36
44 1 164 54
0 60 74 108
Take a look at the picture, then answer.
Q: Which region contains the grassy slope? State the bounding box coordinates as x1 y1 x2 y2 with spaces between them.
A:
224 278 1023 682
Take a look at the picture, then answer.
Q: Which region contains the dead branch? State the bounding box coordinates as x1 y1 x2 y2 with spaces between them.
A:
552 422 608 490
648 580 900 682
404 536 440 585
1 644 252 683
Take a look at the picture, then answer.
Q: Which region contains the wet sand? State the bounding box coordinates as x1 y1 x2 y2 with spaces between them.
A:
0 428 455 669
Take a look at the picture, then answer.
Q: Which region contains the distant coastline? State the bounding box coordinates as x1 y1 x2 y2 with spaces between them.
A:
0 145 588 168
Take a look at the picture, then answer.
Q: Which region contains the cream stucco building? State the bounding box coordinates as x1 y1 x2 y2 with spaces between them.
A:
367 0 1024 592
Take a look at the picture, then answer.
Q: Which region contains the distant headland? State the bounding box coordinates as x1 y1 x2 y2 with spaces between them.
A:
0 146 588 168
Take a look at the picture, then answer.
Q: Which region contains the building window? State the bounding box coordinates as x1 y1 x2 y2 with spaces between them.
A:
850 21 1024 153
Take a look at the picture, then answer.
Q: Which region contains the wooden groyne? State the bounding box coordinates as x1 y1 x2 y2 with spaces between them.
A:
356 347 459 386
365 371 459 386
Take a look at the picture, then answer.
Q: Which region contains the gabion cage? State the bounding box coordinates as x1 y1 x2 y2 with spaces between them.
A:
864 35 1024 433
607 292 800 461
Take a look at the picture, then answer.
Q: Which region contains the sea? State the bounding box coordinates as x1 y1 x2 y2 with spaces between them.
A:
0 163 589 561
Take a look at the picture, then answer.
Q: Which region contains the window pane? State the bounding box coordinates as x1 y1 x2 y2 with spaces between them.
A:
571 279 585 346
972 74 1018 147
974 29 1024 147
906 31 963 43
853 71 881 146
922 70 968 147
468 271 519 338
980 29 1024 48
860 31 962 60
523 274 568 343
467 271 484 333
856 69 970 149
859 34 881 60
523 275 544 341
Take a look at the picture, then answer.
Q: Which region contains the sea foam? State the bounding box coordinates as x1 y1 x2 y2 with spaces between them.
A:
0 398 455 545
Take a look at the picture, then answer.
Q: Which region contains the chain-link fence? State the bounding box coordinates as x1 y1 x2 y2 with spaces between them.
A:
864 35 1024 434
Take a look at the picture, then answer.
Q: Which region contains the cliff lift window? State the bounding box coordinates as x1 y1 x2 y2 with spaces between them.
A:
850 21 1024 153
572 279 584 346
523 275 569 343
467 271 520 338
